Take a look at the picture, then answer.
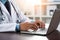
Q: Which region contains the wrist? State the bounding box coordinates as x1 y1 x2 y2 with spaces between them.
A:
16 24 20 32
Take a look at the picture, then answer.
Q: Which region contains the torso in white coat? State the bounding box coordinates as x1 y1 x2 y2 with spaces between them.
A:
0 0 31 32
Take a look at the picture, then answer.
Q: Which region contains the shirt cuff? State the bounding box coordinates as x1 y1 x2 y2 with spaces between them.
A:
16 24 20 32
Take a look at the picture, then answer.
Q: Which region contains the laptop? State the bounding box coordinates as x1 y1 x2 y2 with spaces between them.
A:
21 9 60 36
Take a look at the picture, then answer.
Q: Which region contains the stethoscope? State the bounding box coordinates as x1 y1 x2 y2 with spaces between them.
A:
0 1 21 24
0 7 4 22
10 1 21 23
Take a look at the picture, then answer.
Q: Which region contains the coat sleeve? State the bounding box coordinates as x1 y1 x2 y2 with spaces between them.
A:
0 23 16 32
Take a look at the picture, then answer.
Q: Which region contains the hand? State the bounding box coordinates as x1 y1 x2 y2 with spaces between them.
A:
20 22 38 31
33 20 45 28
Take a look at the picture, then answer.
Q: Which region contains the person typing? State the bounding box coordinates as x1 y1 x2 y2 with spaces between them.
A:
0 0 45 32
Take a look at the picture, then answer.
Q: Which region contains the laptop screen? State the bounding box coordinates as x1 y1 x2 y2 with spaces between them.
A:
47 9 60 34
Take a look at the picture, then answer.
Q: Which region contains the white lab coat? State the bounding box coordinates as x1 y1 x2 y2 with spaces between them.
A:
0 0 31 32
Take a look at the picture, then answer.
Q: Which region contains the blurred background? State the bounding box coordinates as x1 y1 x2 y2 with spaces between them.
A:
14 0 60 24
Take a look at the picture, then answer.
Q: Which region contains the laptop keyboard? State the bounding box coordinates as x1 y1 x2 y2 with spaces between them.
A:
35 28 47 32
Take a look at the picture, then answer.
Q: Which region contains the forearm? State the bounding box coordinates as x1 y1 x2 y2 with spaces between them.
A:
0 23 16 32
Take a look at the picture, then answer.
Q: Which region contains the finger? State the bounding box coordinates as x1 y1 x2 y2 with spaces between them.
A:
37 22 45 28
34 20 45 28
35 20 42 28
36 22 41 28
41 23 45 28
33 23 39 29
33 22 41 28
30 27 37 31
30 26 37 30
29 24 38 31
40 22 45 28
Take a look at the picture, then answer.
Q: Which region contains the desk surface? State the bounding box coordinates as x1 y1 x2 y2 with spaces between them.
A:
0 30 60 40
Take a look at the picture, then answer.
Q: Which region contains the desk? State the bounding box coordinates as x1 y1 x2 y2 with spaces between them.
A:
0 30 60 40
